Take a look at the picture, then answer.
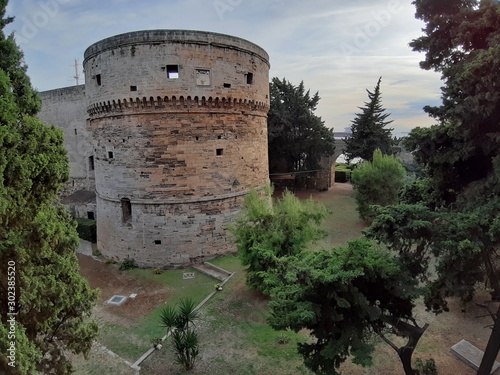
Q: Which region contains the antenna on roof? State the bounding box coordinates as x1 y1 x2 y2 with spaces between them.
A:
73 59 80 85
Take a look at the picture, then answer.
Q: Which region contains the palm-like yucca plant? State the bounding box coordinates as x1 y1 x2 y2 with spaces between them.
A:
160 298 200 371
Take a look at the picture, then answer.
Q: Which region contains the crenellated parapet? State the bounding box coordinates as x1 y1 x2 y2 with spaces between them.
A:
87 95 269 116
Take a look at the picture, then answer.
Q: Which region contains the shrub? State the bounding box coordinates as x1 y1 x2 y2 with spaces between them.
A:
351 149 406 221
119 257 137 270
414 358 437 375
335 170 349 182
75 218 97 243
160 298 200 371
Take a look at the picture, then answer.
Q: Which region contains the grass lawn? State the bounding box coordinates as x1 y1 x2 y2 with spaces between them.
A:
96 267 216 362
76 183 490 375
139 254 312 375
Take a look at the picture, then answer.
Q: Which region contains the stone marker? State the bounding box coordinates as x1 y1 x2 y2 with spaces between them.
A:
451 339 500 374
183 272 195 280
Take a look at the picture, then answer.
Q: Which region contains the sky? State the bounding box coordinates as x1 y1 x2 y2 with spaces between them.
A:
5 0 444 136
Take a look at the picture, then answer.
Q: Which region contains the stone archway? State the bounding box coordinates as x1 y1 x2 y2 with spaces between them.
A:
324 139 347 189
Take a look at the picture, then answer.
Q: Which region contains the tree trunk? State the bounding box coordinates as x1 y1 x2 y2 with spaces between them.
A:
398 323 429 375
379 316 429 375
477 304 500 375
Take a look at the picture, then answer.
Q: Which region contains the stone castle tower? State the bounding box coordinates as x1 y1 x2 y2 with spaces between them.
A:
40 30 270 267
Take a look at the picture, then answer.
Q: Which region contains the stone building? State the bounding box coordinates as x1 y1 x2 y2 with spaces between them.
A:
38 30 270 267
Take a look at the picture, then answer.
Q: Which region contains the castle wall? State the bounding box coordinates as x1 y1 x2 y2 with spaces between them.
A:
83 30 270 267
38 85 95 195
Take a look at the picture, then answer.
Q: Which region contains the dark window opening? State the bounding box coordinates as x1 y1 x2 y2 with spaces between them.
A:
96 74 101 86
223 83 231 88
108 151 114 159
130 85 137 91
246 72 253 84
154 240 161 245
89 155 94 170
121 198 131 222
216 148 224 156
74 128 77 135
167 65 179 79
87 211 95 220
195 136 199 141
217 135 222 139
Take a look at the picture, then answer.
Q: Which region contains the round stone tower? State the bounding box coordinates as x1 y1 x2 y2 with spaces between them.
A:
83 30 270 267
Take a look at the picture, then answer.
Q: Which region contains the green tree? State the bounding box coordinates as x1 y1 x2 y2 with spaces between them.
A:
351 149 406 221
229 188 328 294
268 239 427 375
343 77 394 162
0 2 98 374
369 1 500 373
160 298 200 371
268 77 335 173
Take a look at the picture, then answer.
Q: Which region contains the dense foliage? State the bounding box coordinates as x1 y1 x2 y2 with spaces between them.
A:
229 189 327 294
368 1 500 373
0 2 98 373
231 189 425 374
343 77 394 162
76 218 97 243
268 77 335 173
351 149 406 221
267 240 425 375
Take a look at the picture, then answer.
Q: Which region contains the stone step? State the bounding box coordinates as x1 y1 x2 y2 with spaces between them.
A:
192 262 232 282
451 339 500 374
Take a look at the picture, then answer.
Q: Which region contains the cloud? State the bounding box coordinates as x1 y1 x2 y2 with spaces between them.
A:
3 0 443 135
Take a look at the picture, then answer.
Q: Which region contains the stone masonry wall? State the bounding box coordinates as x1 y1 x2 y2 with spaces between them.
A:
38 85 95 195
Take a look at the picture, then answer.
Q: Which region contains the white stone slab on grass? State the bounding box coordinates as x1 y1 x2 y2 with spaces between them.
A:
451 339 500 374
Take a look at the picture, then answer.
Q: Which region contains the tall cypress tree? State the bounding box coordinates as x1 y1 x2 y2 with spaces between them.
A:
343 77 394 162
0 1 98 374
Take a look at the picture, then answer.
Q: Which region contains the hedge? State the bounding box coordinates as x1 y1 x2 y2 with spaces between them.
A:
76 218 97 243
335 170 351 183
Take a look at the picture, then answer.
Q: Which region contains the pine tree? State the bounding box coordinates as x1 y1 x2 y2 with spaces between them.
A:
343 77 394 162
268 77 335 173
0 1 98 374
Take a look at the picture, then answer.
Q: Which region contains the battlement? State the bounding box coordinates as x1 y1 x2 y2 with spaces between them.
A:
87 95 269 116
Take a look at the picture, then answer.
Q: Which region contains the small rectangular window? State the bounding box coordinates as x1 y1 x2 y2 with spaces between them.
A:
167 65 179 79
216 148 223 156
96 74 101 86
121 198 131 222
223 83 231 88
130 85 137 91
246 72 253 84
108 151 114 159
89 155 95 170
154 240 161 245
74 128 78 135
87 211 95 220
